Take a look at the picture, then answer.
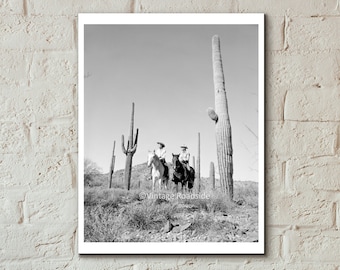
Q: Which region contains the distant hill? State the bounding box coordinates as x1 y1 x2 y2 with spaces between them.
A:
86 162 258 194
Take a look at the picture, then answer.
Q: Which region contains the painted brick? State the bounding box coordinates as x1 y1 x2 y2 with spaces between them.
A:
288 17 340 51
0 122 27 154
0 153 73 190
29 52 77 87
265 83 285 121
0 224 75 260
31 261 77 270
265 16 284 51
267 50 340 91
268 190 334 228
68 152 78 189
25 189 76 224
242 263 337 270
284 230 340 262
265 159 284 198
286 156 340 192
0 188 27 224
137 0 237 12
26 86 75 122
0 15 74 50
284 89 340 121
80 257 242 270
0 87 31 122
0 154 30 187
0 0 24 14
30 153 74 190
337 202 340 230
32 121 77 154
2 262 33 270
267 121 337 159
0 51 31 87
237 0 339 16
1 86 75 124
28 0 133 15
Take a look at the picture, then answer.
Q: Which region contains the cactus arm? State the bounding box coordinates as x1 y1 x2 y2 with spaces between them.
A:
134 128 139 146
129 143 137 154
207 107 218 122
121 135 128 155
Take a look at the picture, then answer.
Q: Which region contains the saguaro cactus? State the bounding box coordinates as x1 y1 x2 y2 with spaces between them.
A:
207 35 234 200
196 132 201 193
108 141 116 188
210 162 215 190
122 102 139 190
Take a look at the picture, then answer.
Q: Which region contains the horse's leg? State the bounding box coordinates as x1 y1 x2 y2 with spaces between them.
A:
165 178 168 190
161 177 165 190
152 176 156 192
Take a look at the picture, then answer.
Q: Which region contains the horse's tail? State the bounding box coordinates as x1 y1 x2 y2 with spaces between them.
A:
187 167 195 190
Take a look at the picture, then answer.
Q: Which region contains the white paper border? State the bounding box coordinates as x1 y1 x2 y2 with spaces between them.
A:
78 13 265 255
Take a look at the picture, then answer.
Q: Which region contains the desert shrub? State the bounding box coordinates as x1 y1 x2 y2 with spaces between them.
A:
233 181 258 208
111 181 125 189
84 187 131 206
207 192 233 213
181 198 208 212
189 212 214 234
124 200 176 231
84 201 126 242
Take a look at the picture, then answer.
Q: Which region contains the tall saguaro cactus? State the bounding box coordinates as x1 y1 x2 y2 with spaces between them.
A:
122 102 139 190
210 162 215 190
196 132 201 193
108 141 116 188
207 35 234 200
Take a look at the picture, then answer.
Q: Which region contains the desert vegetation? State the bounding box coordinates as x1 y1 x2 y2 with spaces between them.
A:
84 163 258 242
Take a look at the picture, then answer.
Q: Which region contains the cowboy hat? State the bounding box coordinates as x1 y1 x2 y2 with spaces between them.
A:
157 142 165 147
180 145 188 149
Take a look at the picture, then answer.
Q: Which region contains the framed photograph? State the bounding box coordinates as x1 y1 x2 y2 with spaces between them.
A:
78 13 264 254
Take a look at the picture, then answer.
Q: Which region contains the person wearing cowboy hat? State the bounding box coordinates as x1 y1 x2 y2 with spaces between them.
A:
179 144 190 170
155 142 166 163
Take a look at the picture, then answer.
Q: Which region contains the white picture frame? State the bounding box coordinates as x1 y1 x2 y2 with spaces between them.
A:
78 13 264 255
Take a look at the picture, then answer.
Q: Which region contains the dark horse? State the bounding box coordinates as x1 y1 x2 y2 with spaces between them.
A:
171 154 195 192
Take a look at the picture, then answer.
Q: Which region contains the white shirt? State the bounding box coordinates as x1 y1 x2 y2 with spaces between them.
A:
179 150 190 162
155 148 166 160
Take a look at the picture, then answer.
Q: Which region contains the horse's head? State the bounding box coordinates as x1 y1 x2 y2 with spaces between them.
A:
172 154 181 171
147 151 155 167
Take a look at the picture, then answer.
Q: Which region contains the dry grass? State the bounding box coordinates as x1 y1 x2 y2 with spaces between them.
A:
84 167 259 242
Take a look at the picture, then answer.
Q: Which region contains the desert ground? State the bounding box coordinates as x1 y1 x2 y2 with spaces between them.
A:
84 163 258 242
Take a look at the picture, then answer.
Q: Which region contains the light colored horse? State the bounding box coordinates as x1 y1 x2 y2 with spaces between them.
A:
147 151 169 191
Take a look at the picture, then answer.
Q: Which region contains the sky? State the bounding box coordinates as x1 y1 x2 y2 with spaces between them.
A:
84 23 259 180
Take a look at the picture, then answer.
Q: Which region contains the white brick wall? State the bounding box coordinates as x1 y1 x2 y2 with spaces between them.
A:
1 0 340 269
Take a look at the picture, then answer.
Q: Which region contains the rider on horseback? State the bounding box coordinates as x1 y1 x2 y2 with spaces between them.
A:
156 142 168 178
179 145 190 171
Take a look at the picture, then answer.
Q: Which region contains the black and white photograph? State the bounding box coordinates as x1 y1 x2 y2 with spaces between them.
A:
78 13 264 254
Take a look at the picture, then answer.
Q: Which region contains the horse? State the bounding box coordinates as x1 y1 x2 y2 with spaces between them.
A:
147 151 169 191
171 154 195 193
